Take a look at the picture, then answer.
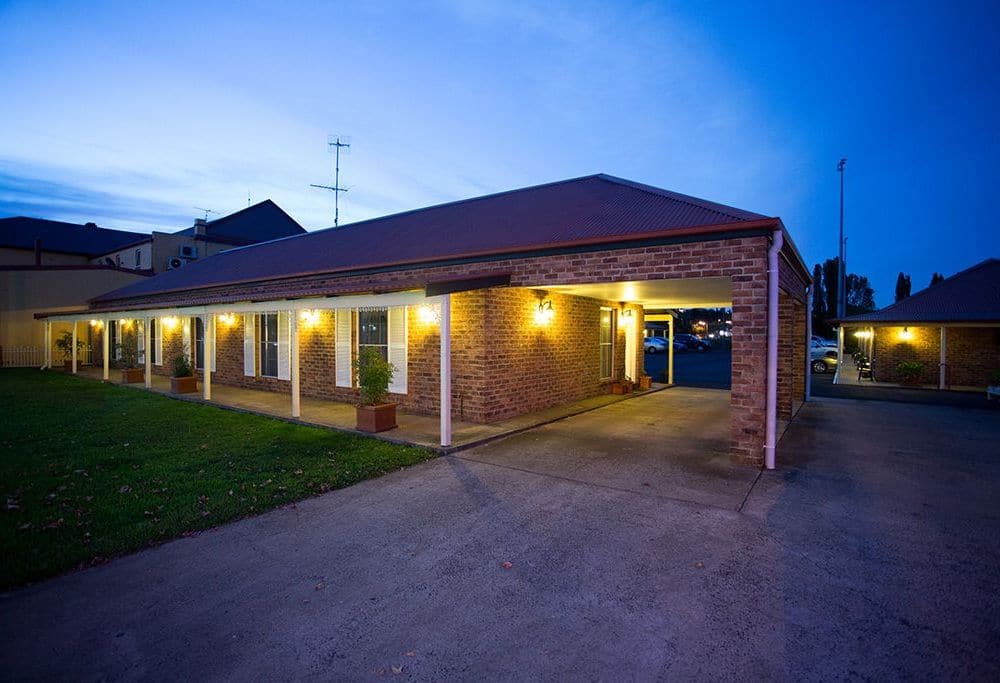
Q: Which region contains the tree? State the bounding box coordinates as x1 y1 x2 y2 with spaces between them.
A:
846 274 876 314
894 272 911 302
930 272 945 286
811 264 826 317
822 257 840 318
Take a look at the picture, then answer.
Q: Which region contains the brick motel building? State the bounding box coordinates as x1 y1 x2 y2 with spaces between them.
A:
38 175 812 468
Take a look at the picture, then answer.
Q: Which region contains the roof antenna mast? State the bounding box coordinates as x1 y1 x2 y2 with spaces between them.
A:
194 207 217 221
310 134 351 227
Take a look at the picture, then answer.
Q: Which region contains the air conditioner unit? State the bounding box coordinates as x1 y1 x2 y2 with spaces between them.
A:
179 245 198 259
167 257 185 270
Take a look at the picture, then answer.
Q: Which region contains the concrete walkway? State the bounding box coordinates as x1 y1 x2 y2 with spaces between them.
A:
74 367 665 450
2 393 999 679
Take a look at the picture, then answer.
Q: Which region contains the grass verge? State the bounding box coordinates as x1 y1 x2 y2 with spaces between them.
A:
0 369 433 589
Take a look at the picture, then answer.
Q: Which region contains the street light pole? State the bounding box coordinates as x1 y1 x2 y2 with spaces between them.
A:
837 158 847 318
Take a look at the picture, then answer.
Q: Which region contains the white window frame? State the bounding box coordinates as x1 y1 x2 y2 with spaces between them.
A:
599 307 615 380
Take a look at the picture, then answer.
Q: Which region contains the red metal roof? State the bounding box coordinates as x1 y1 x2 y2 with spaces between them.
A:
93 174 774 303
839 258 1000 324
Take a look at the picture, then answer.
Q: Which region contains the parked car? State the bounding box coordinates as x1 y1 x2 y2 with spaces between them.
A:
674 333 711 352
810 345 838 373
643 337 670 353
811 335 837 348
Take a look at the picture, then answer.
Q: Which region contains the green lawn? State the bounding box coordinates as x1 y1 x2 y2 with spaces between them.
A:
0 369 433 589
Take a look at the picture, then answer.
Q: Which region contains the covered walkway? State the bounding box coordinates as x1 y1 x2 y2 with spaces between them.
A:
73 367 665 451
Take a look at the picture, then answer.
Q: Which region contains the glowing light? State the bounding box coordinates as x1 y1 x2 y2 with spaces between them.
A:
217 313 237 326
89 319 100 327
898 327 913 341
298 309 320 327
162 316 179 330
854 330 872 339
534 300 555 325
417 304 440 325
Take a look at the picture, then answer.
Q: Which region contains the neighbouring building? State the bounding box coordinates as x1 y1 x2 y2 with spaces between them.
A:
39 175 812 468
1 200 304 365
835 258 1000 389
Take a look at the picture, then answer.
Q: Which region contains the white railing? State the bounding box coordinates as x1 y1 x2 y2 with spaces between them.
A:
0 346 44 368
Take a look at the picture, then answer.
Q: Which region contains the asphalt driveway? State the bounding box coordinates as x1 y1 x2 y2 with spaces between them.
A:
2 391 998 680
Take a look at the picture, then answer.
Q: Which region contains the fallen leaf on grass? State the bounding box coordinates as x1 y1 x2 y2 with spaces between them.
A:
501 561 513 570
391 665 403 675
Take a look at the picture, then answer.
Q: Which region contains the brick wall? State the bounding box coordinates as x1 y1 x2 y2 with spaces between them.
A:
94 235 790 466
874 325 1000 388
873 326 939 385
946 327 1000 387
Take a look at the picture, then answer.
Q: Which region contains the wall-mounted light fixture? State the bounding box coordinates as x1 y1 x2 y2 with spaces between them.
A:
898 326 913 341
89 319 102 328
854 330 872 339
418 303 440 325
620 307 634 319
161 316 179 330
534 299 555 325
217 313 237 327
298 309 320 327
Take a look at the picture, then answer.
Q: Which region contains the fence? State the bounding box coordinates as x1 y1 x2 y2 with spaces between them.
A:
0 345 98 368
0 346 44 368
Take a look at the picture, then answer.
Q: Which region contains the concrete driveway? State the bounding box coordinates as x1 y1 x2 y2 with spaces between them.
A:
2 392 999 680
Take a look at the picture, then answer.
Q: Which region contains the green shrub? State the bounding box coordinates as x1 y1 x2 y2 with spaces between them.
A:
896 361 924 380
53 330 84 361
116 329 139 369
353 347 395 406
990 369 1000 386
172 353 193 378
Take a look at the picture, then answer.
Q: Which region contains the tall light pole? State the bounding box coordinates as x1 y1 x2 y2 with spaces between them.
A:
837 158 847 318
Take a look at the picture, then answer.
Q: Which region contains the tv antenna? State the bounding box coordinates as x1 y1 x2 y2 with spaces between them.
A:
310 134 351 227
194 207 217 221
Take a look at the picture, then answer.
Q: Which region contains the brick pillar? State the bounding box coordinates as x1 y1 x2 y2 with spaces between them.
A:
729 258 769 466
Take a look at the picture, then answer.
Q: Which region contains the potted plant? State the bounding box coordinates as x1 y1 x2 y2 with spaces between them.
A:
637 373 652 391
54 330 84 371
170 353 197 394
353 347 397 432
116 328 144 383
896 361 924 387
611 370 634 395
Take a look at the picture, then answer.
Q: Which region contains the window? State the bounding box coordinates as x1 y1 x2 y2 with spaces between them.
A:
149 319 159 364
599 307 614 379
134 249 142 268
358 309 388 361
194 318 205 370
259 313 279 377
109 320 121 361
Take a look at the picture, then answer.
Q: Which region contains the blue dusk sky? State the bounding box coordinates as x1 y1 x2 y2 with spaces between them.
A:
1 0 997 306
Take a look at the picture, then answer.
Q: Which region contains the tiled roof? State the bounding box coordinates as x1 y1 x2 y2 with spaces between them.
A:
839 258 1000 324
0 217 147 257
173 199 305 245
93 174 774 303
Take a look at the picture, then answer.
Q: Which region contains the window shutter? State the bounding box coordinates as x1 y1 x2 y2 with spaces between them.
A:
387 306 407 394
277 311 291 380
137 322 145 364
154 319 163 365
335 309 352 387
243 314 255 377
181 318 192 358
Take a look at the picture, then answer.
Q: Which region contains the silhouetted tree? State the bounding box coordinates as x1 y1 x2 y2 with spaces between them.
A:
894 272 911 302
846 274 876 314
822 257 840 317
930 272 945 286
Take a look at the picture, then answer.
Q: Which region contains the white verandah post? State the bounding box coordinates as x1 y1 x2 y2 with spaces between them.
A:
44 320 52 369
440 294 452 448
144 317 152 389
71 321 78 374
202 315 213 401
102 318 110 380
667 313 674 385
290 311 300 418
833 325 844 384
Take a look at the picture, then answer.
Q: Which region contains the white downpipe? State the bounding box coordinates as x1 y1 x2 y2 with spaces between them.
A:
764 229 783 470
440 294 452 448
805 286 812 401
833 326 844 384
144 317 152 388
290 312 300 418
71 322 78 374
939 326 947 390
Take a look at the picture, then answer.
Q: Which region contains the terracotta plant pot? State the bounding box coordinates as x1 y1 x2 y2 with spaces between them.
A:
611 381 633 395
171 375 198 394
356 403 397 433
121 368 144 384
638 376 652 390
